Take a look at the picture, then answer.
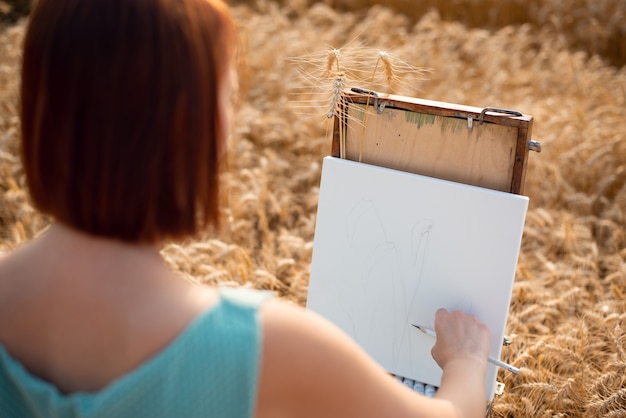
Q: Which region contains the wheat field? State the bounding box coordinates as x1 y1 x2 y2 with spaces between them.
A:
1 0 626 416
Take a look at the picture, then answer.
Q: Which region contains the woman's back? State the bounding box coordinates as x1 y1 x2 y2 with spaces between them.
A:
0 224 220 394
0 226 274 418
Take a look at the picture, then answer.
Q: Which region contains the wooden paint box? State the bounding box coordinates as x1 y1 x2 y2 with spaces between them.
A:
331 89 539 194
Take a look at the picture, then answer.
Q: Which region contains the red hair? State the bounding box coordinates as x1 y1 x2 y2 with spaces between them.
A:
20 0 235 243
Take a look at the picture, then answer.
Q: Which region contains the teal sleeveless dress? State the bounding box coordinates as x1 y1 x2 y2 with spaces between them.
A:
0 287 272 418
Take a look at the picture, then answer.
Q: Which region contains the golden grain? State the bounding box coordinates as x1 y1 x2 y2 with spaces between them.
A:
2 1 626 415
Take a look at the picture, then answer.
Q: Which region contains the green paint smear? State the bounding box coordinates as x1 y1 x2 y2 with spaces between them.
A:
439 116 465 135
404 110 466 136
404 111 436 128
352 104 366 122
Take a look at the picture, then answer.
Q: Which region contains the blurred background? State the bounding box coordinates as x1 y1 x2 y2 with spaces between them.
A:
1 0 626 416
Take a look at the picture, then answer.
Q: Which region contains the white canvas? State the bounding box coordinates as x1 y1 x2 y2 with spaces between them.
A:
307 157 528 401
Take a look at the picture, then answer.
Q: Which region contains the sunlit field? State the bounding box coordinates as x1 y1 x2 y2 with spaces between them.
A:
1 0 626 415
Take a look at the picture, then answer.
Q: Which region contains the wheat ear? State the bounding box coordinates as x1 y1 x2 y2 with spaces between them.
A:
358 51 396 161
325 48 341 77
323 49 347 158
378 51 395 87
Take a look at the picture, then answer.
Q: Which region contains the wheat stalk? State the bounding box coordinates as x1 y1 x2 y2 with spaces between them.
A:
288 43 428 162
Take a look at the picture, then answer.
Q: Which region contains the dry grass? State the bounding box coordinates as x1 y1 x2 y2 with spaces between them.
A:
267 0 626 68
2 1 626 416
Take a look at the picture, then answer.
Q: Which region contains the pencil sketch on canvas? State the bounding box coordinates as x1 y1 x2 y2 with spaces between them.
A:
307 156 528 401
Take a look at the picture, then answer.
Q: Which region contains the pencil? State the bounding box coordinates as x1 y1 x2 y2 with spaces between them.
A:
412 325 521 375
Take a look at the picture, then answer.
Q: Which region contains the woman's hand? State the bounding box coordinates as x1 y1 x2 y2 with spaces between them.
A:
430 308 490 370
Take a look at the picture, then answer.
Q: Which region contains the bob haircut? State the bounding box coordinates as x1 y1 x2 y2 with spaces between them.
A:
20 0 236 243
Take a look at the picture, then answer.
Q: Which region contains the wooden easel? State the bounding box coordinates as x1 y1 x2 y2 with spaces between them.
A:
332 89 540 195
324 89 540 414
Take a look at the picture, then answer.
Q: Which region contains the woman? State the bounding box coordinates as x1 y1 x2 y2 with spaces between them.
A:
0 0 491 417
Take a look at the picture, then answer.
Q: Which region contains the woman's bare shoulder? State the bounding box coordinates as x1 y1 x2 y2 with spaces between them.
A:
254 300 455 418
0 243 37 305
0 242 43 356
